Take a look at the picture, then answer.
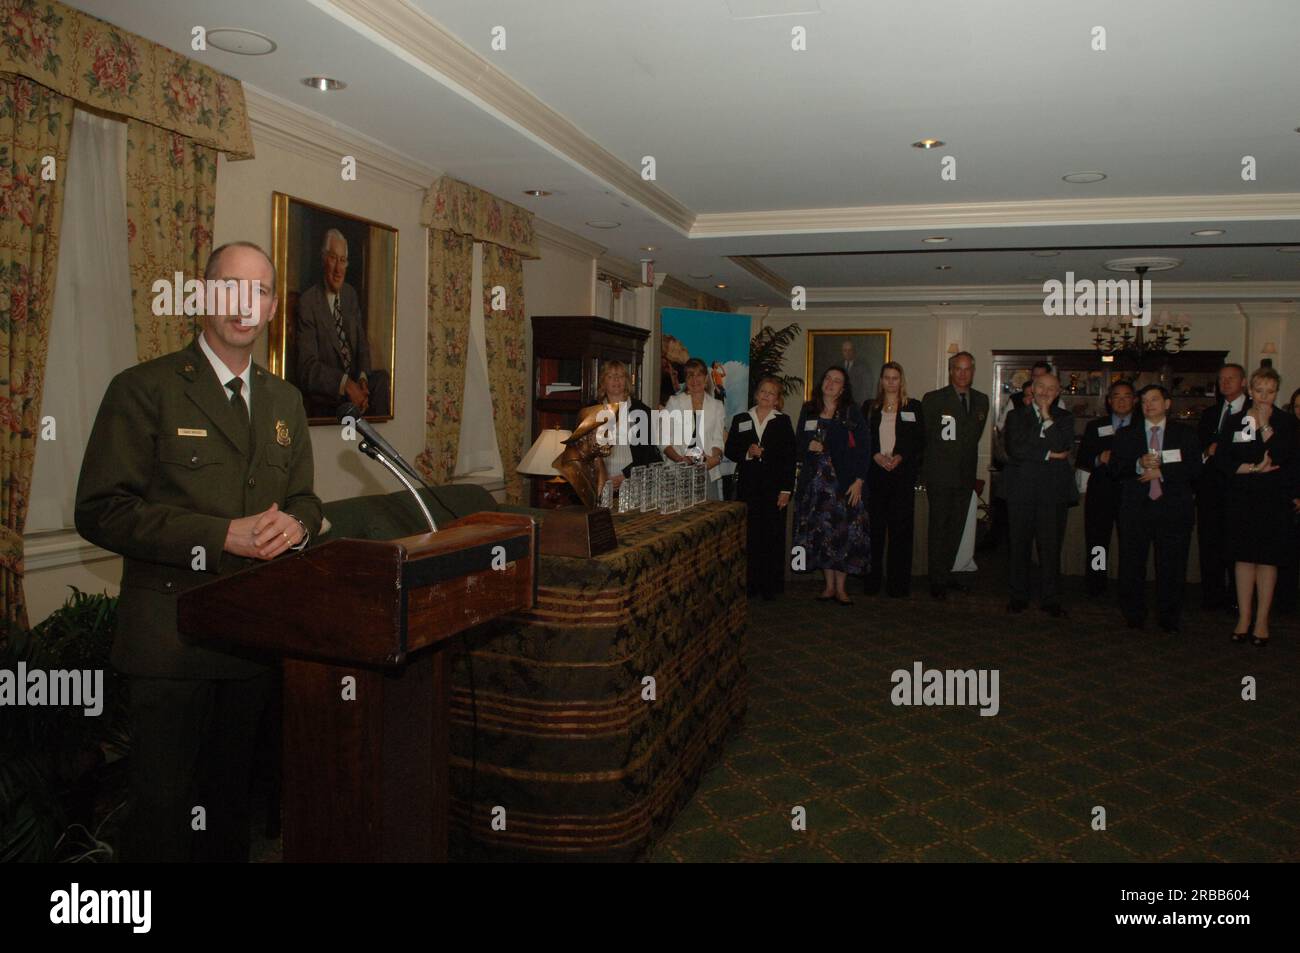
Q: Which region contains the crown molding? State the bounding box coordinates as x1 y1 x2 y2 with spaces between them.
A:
243 85 436 191
692 194 1300 238
806 281 1300 305
728 255 793 294
533 217 606 260
597 253 644 288
316 0 695 234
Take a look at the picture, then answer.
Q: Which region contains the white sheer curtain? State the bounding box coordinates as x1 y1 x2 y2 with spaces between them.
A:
453 242 504 478
27 110 136 532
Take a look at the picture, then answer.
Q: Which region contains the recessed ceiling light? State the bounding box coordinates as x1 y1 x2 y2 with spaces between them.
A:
922 236 950 244
1277 246 1300 253
1032 250 1060 258
302 76 346 91
640 245 657 252
1062 171 1106 184
1191 228 1225 236
1103 256 1182 273
688 273 713 279
585 221 620 229
934 265 952 271
522 189 551 197
940 301 950 306
715 283 728 289
207 28 277 55
912 138 944 150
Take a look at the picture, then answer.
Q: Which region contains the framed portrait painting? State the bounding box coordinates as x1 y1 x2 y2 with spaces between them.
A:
805 329 891 404
269 192 398 424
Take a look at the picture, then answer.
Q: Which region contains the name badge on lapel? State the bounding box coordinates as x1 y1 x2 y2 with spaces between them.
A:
275 420 291 447
1162 448 1182 463
805 420 818 432
900 411 916 422
1098 425 1115 437
738 420 753 433
177 428 207 437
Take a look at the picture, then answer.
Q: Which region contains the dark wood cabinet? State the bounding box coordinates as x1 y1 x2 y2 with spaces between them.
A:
530 316 649 508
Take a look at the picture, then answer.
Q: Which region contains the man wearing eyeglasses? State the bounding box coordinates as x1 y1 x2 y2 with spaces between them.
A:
295 228 376 417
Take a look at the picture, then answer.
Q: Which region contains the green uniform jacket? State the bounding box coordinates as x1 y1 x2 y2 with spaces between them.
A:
920 384 990 490
75 338 322 679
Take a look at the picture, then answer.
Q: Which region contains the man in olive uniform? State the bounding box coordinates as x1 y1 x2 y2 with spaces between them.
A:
75 242 322 862
921 351 990 599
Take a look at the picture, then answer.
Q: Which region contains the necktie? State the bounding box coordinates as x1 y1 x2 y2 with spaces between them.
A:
1218 400 1233 431
1148 426 1163 500
333 296 352 375
960 392 969 415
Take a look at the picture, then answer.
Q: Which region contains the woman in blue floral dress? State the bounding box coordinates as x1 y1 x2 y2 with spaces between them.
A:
793 366 872 605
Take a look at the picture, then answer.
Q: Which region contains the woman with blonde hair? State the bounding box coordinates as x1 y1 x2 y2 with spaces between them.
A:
726 376 796 599
662 358 727 500
863 361 925 597
596 359 661 485
1216 365 1299 646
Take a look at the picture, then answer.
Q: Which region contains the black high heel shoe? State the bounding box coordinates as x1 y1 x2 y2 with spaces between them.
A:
1252 634 1269 647
1230 621 1252 644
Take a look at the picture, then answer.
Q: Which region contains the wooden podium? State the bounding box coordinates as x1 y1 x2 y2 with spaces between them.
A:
177 512 538 862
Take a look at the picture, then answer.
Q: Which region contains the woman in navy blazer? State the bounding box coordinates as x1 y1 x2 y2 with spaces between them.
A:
863 361 925 597
725 376 797 599
792 366 871 605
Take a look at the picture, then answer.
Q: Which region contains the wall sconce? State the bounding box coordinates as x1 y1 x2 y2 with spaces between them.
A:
947 342 959 354
1261 341 1278 369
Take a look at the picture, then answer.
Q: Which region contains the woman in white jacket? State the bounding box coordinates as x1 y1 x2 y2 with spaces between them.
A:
663 358 727 500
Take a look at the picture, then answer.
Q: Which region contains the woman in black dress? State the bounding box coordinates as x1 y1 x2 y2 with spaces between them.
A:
725 376 796 599
792 366 871 605
1275 388 1300 614
1216 366 1299 646
863 361 925 597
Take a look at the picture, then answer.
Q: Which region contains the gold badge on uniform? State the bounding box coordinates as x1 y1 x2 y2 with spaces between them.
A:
275 420 291 447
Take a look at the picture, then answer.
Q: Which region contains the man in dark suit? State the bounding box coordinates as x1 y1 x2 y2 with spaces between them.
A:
1109 384 1202 633
840 339 870 403
1196 363 1247 611
1077 380 1136 597
295 228 379 418
76 241 322 862
921 351 990 599
1004 373 1077 616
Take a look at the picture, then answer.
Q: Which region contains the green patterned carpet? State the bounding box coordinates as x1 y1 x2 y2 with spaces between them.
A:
648 564 1300 862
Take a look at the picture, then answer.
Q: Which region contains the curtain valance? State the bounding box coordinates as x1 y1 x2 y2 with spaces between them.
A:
422 175 537 259
0 0 254 158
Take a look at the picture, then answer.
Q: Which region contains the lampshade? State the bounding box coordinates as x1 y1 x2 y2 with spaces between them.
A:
518 428 572 476
1261 341 1278 355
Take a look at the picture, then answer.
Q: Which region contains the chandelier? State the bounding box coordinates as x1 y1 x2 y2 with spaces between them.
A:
1091 264 1191 359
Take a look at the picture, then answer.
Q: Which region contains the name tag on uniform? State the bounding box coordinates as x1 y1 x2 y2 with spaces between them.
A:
177 428 207 437
805 420 818 432
900 411 916 422
1098 425 1115 437
738 420 753 432
1162 448 1182 463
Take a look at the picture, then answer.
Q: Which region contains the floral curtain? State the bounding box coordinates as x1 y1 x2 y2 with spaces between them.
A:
481 243 528 503
0 74 73 626
125 118 216 362
421 175 537 258
0 0 253 158
414 228 473 485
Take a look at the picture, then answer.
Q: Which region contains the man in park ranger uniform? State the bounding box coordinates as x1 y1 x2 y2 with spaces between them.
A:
76 242 321 862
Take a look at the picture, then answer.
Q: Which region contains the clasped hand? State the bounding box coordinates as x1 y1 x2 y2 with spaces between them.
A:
225 502 302 560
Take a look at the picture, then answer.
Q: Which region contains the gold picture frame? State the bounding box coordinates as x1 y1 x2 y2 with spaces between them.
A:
804 329 892 404
269 192 398 424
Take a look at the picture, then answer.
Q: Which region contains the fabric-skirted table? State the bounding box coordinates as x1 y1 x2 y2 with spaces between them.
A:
448 501 749 861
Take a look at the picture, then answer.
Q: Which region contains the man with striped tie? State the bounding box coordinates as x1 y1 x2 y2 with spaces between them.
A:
1109 384 1202 634
295 228 376 418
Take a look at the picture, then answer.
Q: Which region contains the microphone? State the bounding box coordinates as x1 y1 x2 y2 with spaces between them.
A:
337 402 438 533
337 403 426 486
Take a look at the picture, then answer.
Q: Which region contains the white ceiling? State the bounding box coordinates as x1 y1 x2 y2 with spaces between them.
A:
65 0 1300 304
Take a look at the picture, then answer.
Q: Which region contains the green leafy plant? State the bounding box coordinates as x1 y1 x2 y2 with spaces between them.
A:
0 588 125 862
749 321 804 406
